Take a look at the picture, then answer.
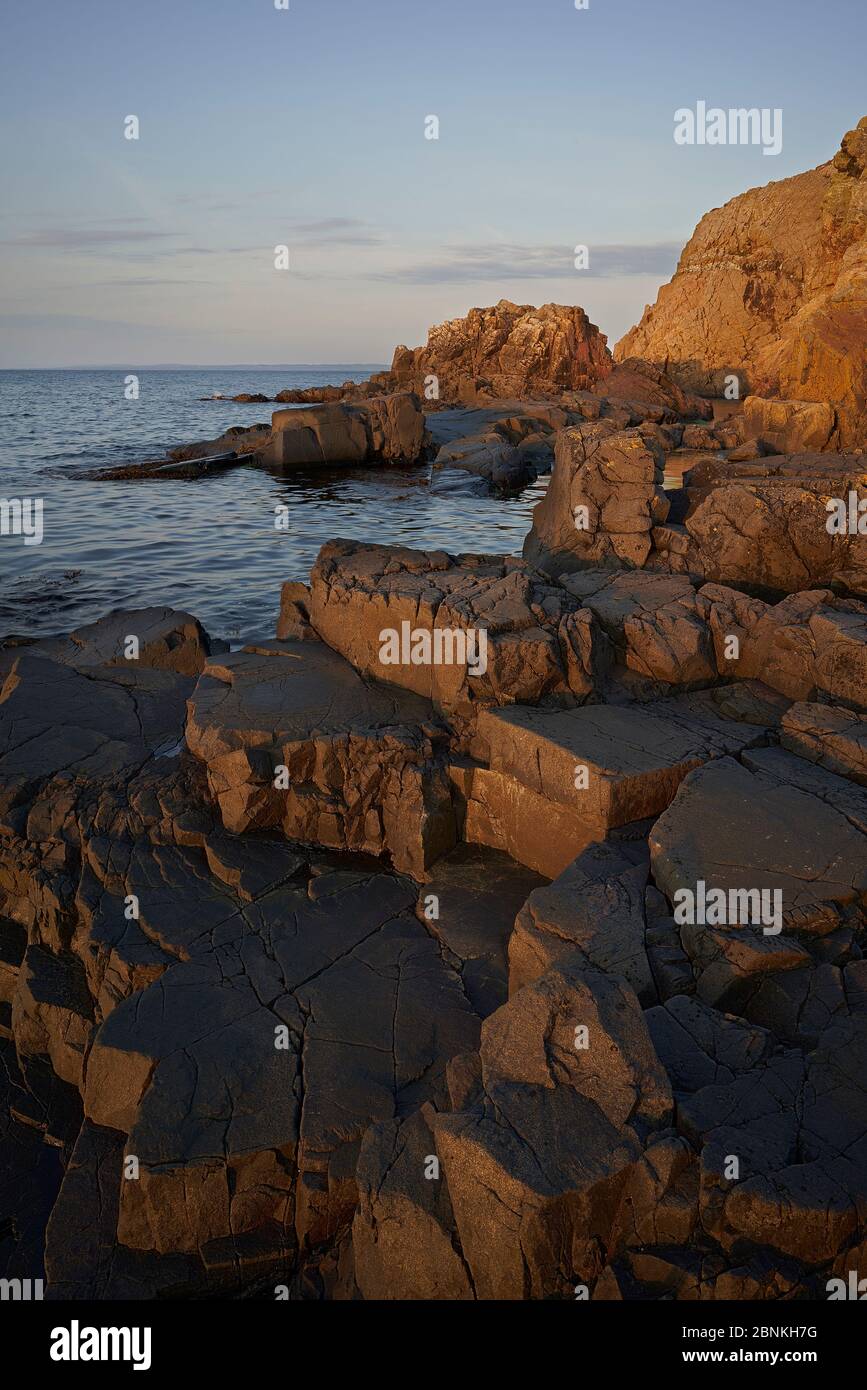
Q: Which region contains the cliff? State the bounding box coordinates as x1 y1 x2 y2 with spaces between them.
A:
616 117 867 447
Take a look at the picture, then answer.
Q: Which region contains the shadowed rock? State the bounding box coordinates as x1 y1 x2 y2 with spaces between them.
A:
433 960 671 1298
265 393 426 468
352 1106 473 1300
781 700 867 783
509 841 653 1003
414 843 545 1017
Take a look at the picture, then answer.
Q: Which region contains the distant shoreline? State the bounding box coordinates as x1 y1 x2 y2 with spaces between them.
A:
0 363 389 373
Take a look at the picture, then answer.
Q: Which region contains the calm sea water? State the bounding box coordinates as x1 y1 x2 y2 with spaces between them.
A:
0 369 546 644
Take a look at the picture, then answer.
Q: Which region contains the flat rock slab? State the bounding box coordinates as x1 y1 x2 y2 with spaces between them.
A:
187 639 437 752
414 843 545 1016
308 539 588 712
646 995 773 1095
650 754 867 941
0 653 192 829
477 693 764 828
510 840 653 1004
83 864 479 1256
675 1013 867 1264
186 640 455 878
742 744 867 836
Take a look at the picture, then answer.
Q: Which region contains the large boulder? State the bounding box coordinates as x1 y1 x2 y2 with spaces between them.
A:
27 606 217 678
742 396 836 453
738 590 867 708
265 393 426 467
523 422 669 575
431 431 542 493
676 453 867 595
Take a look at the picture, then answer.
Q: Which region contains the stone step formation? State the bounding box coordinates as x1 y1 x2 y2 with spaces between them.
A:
2 385 866 1301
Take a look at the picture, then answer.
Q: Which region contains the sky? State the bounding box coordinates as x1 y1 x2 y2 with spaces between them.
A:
0 0 865 367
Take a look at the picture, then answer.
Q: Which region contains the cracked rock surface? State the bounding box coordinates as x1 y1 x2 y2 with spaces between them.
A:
2 547 866 1301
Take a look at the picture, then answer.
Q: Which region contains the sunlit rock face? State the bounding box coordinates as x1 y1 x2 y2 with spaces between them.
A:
387 299 613 403
617 117 867 451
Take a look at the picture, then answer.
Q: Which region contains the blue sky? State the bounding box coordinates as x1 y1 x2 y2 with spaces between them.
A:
1 0 864 366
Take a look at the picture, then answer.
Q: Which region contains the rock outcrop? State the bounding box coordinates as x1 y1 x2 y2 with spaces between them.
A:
306 539 601 720
616 117 867 449
593 358 713 422
525 422 867 596
88 394 428 481
387 300 613 402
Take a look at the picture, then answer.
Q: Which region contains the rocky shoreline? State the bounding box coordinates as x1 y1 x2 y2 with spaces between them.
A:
3 402 865 1296
3 115 866 1303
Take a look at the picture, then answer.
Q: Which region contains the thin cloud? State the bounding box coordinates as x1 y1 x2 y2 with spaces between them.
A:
2 227 181 248
84 277 216 287
285 218 385 247
369 241 682 284
171 195 243 211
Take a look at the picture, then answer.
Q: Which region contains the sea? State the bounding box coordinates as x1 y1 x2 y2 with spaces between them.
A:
0 369 546 645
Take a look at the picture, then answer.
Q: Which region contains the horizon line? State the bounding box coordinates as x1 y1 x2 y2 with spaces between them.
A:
0 362 389 372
